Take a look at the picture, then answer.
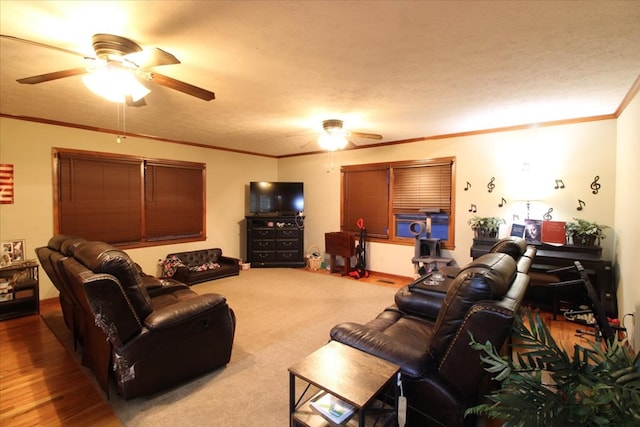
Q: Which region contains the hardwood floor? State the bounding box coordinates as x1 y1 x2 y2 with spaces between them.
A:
0 299 122 427
0 271 606 427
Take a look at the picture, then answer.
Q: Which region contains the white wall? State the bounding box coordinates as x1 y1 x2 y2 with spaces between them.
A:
0 117 278 299
279 120 618 278
615 90 640 348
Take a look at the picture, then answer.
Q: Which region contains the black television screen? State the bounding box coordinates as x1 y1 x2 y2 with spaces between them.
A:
249 182 304 215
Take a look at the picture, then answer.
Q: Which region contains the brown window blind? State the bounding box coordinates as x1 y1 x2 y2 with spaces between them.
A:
392 161 452 213
145 162 204 240
56 149 205 246
58 152 143 244
342 166 389 238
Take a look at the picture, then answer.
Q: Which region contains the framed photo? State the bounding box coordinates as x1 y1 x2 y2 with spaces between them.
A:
524 219 542 244
1 239 26 264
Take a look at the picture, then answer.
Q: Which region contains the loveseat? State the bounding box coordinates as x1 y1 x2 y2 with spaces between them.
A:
37 235 236 399
162 248 240 285
329 237 535 426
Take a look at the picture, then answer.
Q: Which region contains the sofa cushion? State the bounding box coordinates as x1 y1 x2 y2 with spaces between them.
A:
175 248 222 267
73 241 154 321
489 236 527 261
428 252 516 362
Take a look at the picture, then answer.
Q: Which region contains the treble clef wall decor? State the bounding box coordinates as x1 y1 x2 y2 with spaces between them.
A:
487 177 495 193
543 208 553 221
591 175 601 194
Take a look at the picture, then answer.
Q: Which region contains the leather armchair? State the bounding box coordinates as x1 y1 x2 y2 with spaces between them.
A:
38 236 236 399
330 251 530 426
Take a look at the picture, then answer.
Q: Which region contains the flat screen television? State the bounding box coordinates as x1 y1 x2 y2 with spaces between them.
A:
249 181 304 215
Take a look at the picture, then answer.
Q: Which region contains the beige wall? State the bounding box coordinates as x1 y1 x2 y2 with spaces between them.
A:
615 91 640 348
1 105 635 334
279 120 618 277
0 118 278 299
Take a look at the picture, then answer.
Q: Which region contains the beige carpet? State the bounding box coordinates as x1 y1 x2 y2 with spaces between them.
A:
43 268 399 426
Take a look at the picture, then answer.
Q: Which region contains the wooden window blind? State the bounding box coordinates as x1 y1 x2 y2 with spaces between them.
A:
342 166 389 238
145 162 204 241
55 149 205 246
392 161 452 213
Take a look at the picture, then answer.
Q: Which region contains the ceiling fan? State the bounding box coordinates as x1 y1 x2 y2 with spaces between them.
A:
301 119 383 151
4 33 215 106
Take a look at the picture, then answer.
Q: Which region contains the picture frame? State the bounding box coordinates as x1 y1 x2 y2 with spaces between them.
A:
524 219 542 244
1 239 26 264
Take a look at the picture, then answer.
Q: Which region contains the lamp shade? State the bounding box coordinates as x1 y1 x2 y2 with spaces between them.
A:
82 63 150 103
318 133 348 151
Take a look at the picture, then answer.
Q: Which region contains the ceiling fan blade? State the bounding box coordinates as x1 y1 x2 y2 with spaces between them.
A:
350 131 383 140
125 48 180 68
149 72 215 101
126 96 147 107
0 34 87 58
300 139 317 148
346 140 358 149
17 67 88 84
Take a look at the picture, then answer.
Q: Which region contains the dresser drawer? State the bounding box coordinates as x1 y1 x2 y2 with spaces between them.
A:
252 251 276 262
276 239 299 250
253 240 275 250
276 228 300 239
276 251 300 261
252 229 275 239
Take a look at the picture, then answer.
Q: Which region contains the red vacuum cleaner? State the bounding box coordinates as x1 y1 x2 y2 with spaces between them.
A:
349 218 369 279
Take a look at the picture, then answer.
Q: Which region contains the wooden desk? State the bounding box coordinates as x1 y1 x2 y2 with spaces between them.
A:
325 232 356 275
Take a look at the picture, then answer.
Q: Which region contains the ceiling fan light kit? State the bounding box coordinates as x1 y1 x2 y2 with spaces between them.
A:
318 132 349 151
82 61 150 103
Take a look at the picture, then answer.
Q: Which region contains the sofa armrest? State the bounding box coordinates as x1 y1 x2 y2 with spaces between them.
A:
144 293 228 330
330 322 430 377
219 255 239 266
395 285 445 320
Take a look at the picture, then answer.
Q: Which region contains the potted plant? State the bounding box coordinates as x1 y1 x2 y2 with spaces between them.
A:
566 218 609 246
468 216 506 238
466 311 640 426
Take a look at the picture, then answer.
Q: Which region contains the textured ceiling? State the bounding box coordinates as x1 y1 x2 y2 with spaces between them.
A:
1 1 639 157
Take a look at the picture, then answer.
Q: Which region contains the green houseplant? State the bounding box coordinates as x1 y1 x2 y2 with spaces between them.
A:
566 218 609 246
468 216 506 238
465 311 640 426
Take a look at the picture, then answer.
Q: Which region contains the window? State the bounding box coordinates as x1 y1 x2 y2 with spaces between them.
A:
54 149 205 247
341 157 455 248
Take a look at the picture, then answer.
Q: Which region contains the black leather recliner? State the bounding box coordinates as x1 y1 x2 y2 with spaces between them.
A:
37 236 236 399
330 239 534 427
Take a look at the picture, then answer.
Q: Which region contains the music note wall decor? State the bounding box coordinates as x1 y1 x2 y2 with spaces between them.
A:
487 177 495 193
577 199 586 211
498 197 507 208
464 181 471 191
469 204 477 213
554 179 565 189
591 175 601 194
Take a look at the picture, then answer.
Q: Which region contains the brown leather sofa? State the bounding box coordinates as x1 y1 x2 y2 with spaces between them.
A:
330 237 535 426
162 248 240 285
37 236 236 399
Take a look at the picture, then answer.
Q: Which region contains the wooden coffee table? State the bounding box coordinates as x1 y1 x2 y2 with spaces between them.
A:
289 340 400 427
